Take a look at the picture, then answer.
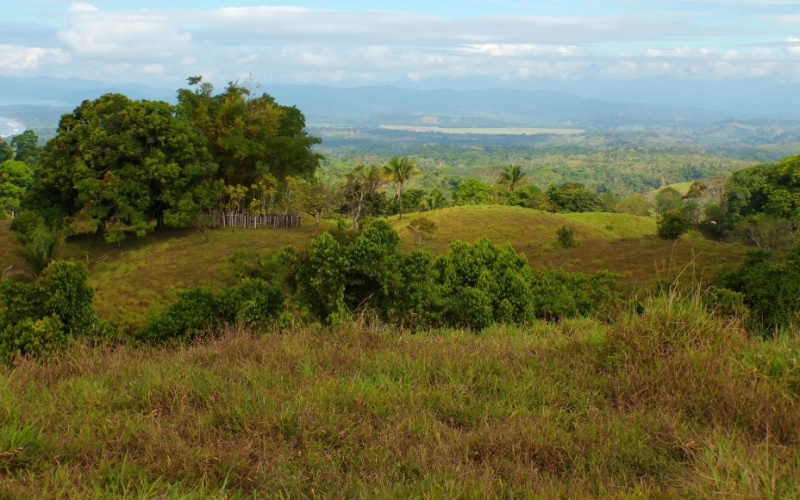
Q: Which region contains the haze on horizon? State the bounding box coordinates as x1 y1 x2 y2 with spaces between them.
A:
1 1 800 115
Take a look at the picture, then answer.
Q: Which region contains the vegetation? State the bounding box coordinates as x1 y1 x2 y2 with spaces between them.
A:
4 85 800 496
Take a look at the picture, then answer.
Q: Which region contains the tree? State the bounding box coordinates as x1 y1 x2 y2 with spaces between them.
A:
0 160 33 217
342 165 385 230
546 182 602 213
10 130 41 167
0 138 12 163
383 156 419 220
616 194 652 217
655 186 684 215
177 77 322 187
287 176 339 233
657 205 696 240
408 217 437 243
497 164 527 191
422 188 448 211
28 93 222 240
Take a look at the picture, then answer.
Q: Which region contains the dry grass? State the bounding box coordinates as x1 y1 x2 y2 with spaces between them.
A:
396 205 746 287
0 297 798 497
60 222 326 326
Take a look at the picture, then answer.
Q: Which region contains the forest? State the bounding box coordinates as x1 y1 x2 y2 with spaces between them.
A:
1 79 800 497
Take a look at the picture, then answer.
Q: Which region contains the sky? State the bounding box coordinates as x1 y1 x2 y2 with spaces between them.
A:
1 0 800 92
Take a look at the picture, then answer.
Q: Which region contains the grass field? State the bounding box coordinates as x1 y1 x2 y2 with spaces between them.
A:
1 294 798 497
378 125 584 135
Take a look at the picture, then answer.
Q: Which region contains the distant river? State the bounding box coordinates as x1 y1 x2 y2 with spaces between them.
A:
0 116 26 138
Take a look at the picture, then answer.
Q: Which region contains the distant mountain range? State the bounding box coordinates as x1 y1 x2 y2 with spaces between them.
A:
0 76 798 142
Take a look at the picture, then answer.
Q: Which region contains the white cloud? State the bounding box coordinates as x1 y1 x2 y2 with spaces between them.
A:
57 6 191 60
0 45 71 74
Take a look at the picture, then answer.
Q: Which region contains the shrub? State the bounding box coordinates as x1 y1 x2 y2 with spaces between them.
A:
408 217 437 243
0 261 96 363
141 288 222 342
433 238 535 329
556 225 575 248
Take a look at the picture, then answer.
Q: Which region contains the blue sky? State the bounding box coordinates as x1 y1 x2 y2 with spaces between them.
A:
1 0 799 91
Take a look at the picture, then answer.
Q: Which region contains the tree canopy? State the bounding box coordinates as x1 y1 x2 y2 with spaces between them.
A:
29 93 222 239
177 77 322 187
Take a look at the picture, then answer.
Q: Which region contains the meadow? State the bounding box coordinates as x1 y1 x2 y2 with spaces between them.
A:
1 291 798 497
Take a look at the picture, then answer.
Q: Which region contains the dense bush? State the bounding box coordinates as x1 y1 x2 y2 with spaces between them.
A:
717 246 800 333
0 261 96 362
433 238 535 329
141 279 283 342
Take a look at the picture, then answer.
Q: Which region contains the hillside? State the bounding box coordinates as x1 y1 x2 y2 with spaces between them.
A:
1 208 747 327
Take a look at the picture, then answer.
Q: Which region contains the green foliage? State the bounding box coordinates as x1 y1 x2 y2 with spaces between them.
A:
556 225 575 248
383 156 420 220
9 130 41 167
177 77 321 187
451 178 496 205
546 182 602 213
616 194 652 216
529 269 620 320
497 164 527 191
433 238 535 329
0 138 12 163
141 278 283 342
9 211 65 274
294 232 349 324
0 160 33 217
657 205 696 240
141 288 222 342
655 186 684 215
30 93 222 239
0 261 96 362
717 246 800 333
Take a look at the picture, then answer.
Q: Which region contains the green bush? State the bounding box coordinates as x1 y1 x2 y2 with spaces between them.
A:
433 238 535 329
0 261 96 363
556 225 575 248
141 288 222 342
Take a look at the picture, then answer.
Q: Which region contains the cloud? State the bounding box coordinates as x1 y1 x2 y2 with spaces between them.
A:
0 45 71 74
57 6 191 60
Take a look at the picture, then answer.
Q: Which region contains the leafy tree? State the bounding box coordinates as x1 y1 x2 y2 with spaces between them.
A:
655 186 684 215
732 214 798 252
422 188 448 211
10 130 41 167
546 182 602 213
341 165 386 230
177 77 321 187
657 205 696 240
452 178 495 205
9 211 65 274
497 164 527 191
287 176 339 233
616 194 652 217
383 156 419 220
0 138 12 163
28 93 222 240
0 160 33 217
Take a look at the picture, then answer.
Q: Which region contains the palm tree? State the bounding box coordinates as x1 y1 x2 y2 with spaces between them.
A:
497 164 527 192
423 188 448 211
383 156 419 220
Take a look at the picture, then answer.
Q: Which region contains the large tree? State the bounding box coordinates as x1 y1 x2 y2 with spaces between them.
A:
29 93 221 239
10 130 42 167
383 156 419 220
177 77 322 187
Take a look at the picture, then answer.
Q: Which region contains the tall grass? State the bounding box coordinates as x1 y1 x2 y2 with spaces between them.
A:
1 292 797 497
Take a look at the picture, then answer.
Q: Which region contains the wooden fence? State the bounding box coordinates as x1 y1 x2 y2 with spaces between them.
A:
213 212 301 229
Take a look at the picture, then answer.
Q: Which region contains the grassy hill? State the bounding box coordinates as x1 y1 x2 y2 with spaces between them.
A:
2 207 747 326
